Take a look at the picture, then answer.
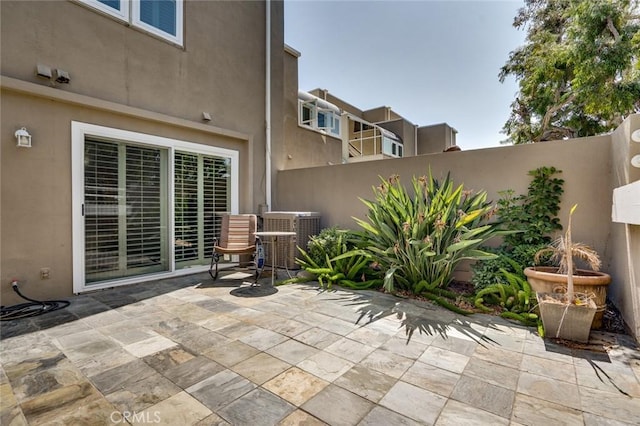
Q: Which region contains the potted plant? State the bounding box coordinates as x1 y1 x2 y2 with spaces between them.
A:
527 205 609 342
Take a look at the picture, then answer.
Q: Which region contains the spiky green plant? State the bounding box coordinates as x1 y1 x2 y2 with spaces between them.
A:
352 171 506 296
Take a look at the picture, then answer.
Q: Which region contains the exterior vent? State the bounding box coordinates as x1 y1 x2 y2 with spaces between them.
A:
262 211 321 269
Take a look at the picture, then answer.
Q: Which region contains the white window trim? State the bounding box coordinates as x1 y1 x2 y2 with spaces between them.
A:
71 121 238 293
132 0 184 46
298 100 342 139
78 0 129 21
77 0 183 46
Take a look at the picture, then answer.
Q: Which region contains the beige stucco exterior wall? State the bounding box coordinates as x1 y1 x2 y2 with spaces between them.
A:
1 0 284 303
377 119 418 158
417 123 457 153
282 52 342 169
275 135 613 277
608 115 640 339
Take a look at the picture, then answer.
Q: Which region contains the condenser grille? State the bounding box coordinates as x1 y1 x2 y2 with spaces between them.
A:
262 212 321 269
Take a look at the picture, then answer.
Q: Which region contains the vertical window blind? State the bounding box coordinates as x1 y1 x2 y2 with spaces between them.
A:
84 140 168 283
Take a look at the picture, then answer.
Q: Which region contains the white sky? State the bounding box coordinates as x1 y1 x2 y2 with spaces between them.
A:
284 0 527 150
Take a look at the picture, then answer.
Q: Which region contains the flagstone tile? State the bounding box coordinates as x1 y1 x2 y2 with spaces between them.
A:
419 346 470 374
432 334 478 357
435 399 510 425
462 357 520 390
360 348 413 379
278 409 327 426
293 327 343 349
202 340 261 367
314 316 361 336
579 386 640 424
194 413 231 426
517 371 581 410
98 323 157 346
231 353 291 385
378 335 429 360
520 353 577 383
131 391 211 425
511 393 583 426
264 318 313 338
89 359 156 395
105 373 181 413
19 381 113 425
324 337 377 363
263 367 329 406
302 384 375 425
81 309 128 328
575 363 640 397
358 406 422 426
143 346 196 371
266 339 320 365
43 320 92 339
123 334 178 358
73 348 137 378
218 388 295 425
0 405 27 426
5 354 86 404
297 351 354 382
334 365 397 403
186 369 256 412
472 342 524 369
379 381 447 425
238 327 289 351
198 314 243 332
401 360 460 397
583 412 636 426
450 375 514 418
0 382 17 411
346 326 393 348
161 303 226 324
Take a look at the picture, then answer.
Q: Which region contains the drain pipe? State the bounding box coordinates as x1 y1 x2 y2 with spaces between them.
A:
264 0 272 213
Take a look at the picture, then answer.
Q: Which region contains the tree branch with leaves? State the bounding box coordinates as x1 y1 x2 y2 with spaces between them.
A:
500 0 640 144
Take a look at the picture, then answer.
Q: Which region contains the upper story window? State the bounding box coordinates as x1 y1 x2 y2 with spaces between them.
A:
79 0 183 46
298 91 341 138
382 135 403 158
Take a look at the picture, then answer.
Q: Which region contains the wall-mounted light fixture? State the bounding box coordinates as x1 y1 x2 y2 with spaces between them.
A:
15 127 32 148
632 155 640 168
632 129 640 143
55 69 70 84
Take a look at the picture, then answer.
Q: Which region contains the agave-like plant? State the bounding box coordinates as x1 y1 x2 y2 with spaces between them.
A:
534 204 601 302
352 170 506 296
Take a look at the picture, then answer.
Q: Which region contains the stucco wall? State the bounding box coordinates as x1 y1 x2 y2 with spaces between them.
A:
281 51 342 170
0 87 251 304
0 0 282 213
0 0 284 303
275 135 613 276
608 115 640 339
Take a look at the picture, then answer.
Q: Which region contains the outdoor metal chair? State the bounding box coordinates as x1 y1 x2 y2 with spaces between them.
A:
209 214 264 283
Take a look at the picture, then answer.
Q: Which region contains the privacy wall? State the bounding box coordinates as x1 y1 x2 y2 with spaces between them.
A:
276 115 640 341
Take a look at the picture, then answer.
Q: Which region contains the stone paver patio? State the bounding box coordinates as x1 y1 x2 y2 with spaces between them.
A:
1 271 639 425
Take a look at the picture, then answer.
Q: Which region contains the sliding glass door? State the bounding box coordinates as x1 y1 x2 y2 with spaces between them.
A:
73 122 239 292
84 139 169 283
174 152 231 269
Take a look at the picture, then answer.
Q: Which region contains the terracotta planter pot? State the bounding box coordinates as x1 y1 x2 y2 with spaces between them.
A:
524 266 611 329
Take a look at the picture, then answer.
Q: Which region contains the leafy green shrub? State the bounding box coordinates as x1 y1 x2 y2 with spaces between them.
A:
351 171 505 296
471 243 549 290
471 166 563 291
499 166 564 247
306 226 347 266
286 228 382 290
